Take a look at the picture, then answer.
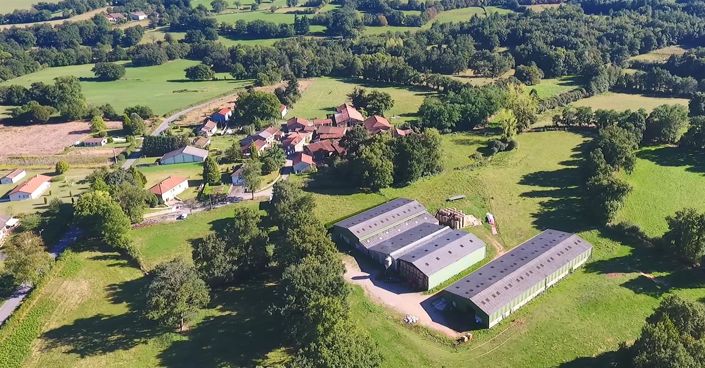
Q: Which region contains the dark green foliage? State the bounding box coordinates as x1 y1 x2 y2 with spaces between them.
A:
261 146 286 175
241 159 262 198
130 44 168 67
123 113 146 136
348 88 394 116
142 135 189 156
274 77 301 106
689 93 705 117
202 155 221 185
92 62 125 81
294 15 310 35
185 63 215 80
354 135 394 191
680 116 705 150
585 171 632 224
232 91 281 129
515 64 544 85
392 129 443 185
595 126 638 173
662 208 705 265
326 7 364 38
55 160 69 175
123 105 154 119
146 259 210 331
644 104 690 145
192 207 269 285
3 232 52 286
631 296 705 368
418 86 504 132
12 101 55 123
73 191 138 261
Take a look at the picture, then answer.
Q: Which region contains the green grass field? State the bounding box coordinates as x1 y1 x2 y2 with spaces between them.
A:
525 76 580 99
5 131 705 367
0 0 58 12
363 6 513 35
291 77 434 124
572 92 689 112
615 146 705 237
0 60 251 116
628 45 687 64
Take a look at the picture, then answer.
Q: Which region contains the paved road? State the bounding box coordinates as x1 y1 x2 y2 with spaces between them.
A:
0 227 81 327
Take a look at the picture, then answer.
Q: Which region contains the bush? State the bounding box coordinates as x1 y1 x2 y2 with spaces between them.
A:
55 160 69 174
506 139 519 151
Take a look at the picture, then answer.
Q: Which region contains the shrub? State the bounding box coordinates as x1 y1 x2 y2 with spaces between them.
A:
55 160 69 174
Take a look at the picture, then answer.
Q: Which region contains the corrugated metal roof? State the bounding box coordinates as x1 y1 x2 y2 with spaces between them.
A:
399 229 486 277
359 213 438 250
444 229 592 316
333 198 431 242
369 222 446 256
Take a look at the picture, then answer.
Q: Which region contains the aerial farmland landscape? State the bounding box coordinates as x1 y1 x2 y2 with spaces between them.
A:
0 0 705 367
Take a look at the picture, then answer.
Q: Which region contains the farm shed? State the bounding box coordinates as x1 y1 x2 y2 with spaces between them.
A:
1 169 26 184
160 146 208 165
397 228 486 290
442 229 592 329
333 198 487 290
9 175 51 201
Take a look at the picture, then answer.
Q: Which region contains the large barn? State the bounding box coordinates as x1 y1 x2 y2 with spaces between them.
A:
332 198 486 290
442 229 592 328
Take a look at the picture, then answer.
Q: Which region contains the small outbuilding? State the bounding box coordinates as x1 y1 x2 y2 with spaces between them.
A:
83 137 108 147
211 108 232 124
199 120 218 137
1 169 26 184
160 146 209 165
129 11 148 20
9 175 51 201
231 166 245 185
292 153 315 173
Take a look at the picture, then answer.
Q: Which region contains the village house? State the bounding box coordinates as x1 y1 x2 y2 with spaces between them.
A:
129 11 148 20
0 215 12 241
160 146 209 165
280 104 288 118
231 166 245 186
282 131 312 155
286 117 313 132
316 126 347 140
149 176 188 202
394 127 414 137
363 115 392 135
192 136 211 149
241 126 280 149
1 169 26 184
292 153 315 174
9 175 51 202
199 120 218 137
83 137 108 147
211 108 232 124
305 140 345 162
313 118 333 127
334 103 364 126
105 12 127 23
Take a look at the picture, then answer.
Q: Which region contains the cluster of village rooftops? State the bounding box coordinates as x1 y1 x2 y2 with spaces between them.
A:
332 198 593 329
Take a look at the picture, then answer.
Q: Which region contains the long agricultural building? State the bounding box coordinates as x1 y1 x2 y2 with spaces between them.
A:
332 198 486 290
442 229 592 328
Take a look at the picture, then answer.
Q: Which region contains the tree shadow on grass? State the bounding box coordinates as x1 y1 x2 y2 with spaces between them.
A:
39 277 159 357
636 146 705 175
157 279 287 367
558 349 627 368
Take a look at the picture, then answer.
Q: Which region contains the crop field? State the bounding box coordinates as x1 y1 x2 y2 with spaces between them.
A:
524 76 580 99
572 92 689 111
4 130 705 367
0 60 250 116
615 146 705 237
289 77 434 124
0 167 93 216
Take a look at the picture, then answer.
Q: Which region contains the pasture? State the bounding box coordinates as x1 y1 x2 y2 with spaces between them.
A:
615 146 705 237
525 76 580 99
572 92 689 111
4 131 705 367
0 0 58 12
628 45 687 64
0 60 250 116
289 77 434 124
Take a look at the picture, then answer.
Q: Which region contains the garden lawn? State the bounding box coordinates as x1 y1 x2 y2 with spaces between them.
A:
138 162 204 201
290 77 434 124
0 60 250 116
615 146 705 237
572 92 689 112
524 76 580 99
0 167 92 216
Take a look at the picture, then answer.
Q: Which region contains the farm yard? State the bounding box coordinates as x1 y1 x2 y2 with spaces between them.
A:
5 130 705 367
0 60 251 116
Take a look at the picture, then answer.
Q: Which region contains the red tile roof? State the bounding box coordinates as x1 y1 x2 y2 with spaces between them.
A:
218 108 231 115
313 118 333 126
287 117 312 131
363 115 392 134
394 128 413 137
10 175 51 195
293 152 314 165
317 126 347 140
149 176 188 196
280 104 288 112
334 104 364 124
